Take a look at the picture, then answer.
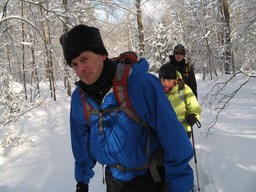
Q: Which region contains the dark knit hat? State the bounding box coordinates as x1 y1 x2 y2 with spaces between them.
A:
159 64 177 79
60 24 108 66
174 44 185 55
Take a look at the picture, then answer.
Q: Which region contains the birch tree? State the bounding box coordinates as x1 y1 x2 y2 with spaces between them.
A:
220 0 233 74
136 0 145 56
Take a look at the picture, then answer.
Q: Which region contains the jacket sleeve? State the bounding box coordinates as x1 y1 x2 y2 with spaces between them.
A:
187 65 198 98
129 73 194 192
70 89 96 184
184 85 202 121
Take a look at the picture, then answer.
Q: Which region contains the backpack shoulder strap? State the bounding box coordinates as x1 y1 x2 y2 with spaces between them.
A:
113 56 150 156
113 61 148 127
184 61 191 78
177 79 185 102
112 59 163 182
80 91 93 127
113 62 133 113
178 89 185 102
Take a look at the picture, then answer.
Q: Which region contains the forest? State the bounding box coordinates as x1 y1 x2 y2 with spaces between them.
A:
0 0 255 135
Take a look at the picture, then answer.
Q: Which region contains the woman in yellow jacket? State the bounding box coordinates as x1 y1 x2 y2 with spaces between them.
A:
159 63 202 138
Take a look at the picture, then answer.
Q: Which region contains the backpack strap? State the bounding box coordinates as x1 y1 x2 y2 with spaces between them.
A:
113 61 150 155
110 148 163 182
80 91 108 132
184 62 191 78
113 61 133 110
113 61 163 182
80 91 93 127
178 89 185 102
177 79 185 102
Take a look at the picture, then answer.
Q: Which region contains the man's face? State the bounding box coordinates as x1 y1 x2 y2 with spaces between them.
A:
174 49 185 62
70 50 106 85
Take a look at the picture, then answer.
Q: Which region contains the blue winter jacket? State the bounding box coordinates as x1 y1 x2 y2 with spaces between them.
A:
70 58 194 192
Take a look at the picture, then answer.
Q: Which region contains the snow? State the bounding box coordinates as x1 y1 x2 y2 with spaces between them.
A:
0 74 255 192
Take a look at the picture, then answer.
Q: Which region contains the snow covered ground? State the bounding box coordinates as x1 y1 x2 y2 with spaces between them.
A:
0 73 255 192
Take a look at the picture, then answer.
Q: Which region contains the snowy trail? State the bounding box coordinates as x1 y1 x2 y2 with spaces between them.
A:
1 76 256 192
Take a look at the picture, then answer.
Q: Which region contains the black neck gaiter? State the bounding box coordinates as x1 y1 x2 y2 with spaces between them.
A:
173 59 185 71
76 58 116 104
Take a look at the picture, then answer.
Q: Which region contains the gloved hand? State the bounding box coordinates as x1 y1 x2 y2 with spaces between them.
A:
76 182 88 192
186 114 198 126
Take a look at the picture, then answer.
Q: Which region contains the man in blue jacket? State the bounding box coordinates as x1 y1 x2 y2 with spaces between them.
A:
60 24 194 192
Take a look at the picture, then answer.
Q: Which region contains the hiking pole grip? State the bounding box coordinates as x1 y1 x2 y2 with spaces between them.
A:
196 120 201 128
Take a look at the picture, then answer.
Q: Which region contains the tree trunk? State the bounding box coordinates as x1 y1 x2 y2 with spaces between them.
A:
135 0 145 57
30 39 40 103
222 0 234 74
39 4 56 100
194 1 216 79
62 0 72 96
21 1 28 100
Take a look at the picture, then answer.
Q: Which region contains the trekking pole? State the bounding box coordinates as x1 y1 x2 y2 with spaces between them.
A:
191 121 201 192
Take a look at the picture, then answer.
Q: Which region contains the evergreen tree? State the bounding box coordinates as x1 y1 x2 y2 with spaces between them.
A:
149 23 172 72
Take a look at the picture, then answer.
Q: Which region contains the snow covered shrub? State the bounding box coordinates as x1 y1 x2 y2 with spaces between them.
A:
0 69 32 156
0 71 24 125
0 124 34 156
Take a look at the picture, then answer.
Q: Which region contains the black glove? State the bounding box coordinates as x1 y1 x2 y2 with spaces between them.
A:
186 114 198 127
76 182 88 192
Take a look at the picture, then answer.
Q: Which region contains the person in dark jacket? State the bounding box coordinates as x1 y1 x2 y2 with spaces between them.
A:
169 44 198 98
60 24 194 192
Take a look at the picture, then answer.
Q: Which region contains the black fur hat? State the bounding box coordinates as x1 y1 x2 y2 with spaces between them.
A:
60 24 108 66
159 64 177 79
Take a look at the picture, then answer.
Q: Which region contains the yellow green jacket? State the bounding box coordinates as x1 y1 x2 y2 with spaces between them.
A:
166 81 202 132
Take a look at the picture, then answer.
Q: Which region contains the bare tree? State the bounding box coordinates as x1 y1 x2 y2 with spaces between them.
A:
136 0 145 56
220 0 234 74
61 0 72 96
21 1 28 100
39 2 56 100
